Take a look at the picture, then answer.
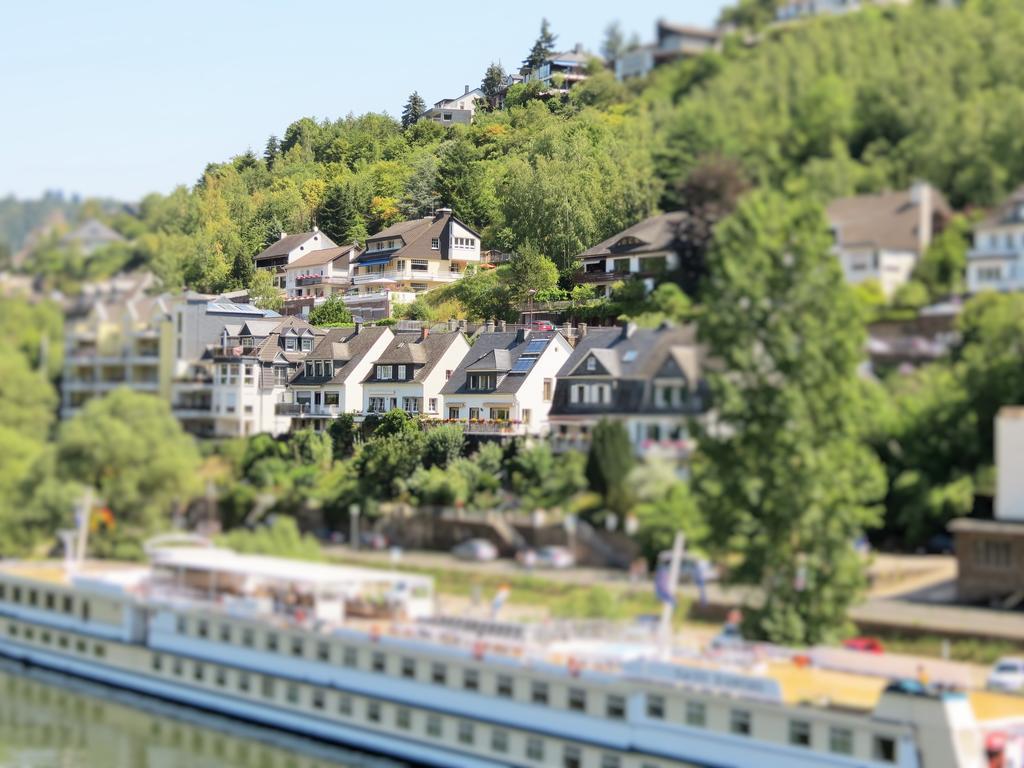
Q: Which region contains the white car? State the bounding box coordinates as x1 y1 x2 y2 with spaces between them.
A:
518 546 575 569
988 657 1024 692
451 538 498 562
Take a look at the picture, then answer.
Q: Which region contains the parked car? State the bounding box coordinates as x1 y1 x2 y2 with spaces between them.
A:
530 320 554 332
656 551 721 583
924 533 955 555
359 532 388 550
843 636 885 654
452 538 498 562
987 657 1024 692
518 546 575 569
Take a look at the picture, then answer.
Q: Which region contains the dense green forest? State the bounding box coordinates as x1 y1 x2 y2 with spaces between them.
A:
4 2 1024 642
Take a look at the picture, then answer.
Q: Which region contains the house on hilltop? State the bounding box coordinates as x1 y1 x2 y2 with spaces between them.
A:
254 228 337 289
284 243 360 301
60 218 126 255
522 44 598 95
575 212 684 297
422 86 486 127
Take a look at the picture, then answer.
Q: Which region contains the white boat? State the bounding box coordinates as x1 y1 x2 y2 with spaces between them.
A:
0 545 1021 768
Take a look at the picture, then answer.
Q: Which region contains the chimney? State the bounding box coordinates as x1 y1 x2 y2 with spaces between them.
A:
354 320 363 334
447 318 458 332
911 181 934 254
498 320 507 333
579 323 588 338
620 321 636 339
458 319 467 332
280 231 287 240
516 327 531 344
420 326 430 341
574 42 583 54
435 207 453 220
464 84 470 95
485 320 496 333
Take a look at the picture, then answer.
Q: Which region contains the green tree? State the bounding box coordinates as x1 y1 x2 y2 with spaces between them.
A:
585 420 636 516
289 428 333 467
423 425 465 469
914 215 970 299
219 516 322 560
436 137 486 227
230 248 255 288
328 414 358 459
521 18 558 74
401 91 426 129
248 269 283 312
481 62 507 109
400 154 440 218
633 481 707 565
56 389 202 556
318 181 362 246
263 135 279 170
307 295 353 326
694 189 885 645
504 244 559 306
0 344 58 439
601 21 625 63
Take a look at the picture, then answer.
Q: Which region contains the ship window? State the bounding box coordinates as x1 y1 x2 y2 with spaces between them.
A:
647 694 665 719
215 668 227 687
261 676 274 698
176 616 187 634
0 584 4 600
601 756 621 768
606 694 626 719
789 720 811 747
497 674 514 697
193 662 204 681
873 735 897 763
372 651 386 673
93 643 105 658
12 587 20 603
491 729 509 753
197 619 208 638
730 709 751 736
24 627 34 641
152 654 163 672
63 595 73 613
531 681 549 704
173 658 183 676
563 745 582 768
238 673 250 693
463 669 479 691
58 635 68 649
28 589 37 606
367 701 381 723
6 624 16 637
431 662 447 685
266 633 278 652
568 687 586 712
426 713 442 737
291 637 304 657
286 683 299 704
81 601 90 622
76 638 87 654
338 695 353 715
401 657 416 678
457 721 474 745
317 642 330 662
343 647 358 668
45 592 55 610
527 736 545 761
219 624 231 642
41 631 51 644
242 628 254 648
830 727 853 755
396 707 412 729
312 690 325 710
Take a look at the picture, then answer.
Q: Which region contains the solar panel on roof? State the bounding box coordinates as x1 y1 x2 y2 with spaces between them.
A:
524 339 548 355
510 357 536 373
622 350 638 362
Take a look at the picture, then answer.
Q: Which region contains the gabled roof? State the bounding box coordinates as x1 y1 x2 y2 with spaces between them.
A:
466 349 512 372
61 218 126 247
577 212 687 260
353 210 481 266
364 330 466 383
441 331 562 396
977 185 1024 230
826 184 951 254
657 20 722 41
290 326 392 385
286 244 360 270
254 230 336 261
237 318 283 338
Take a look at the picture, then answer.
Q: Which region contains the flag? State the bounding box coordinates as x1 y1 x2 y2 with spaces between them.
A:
654 566 676 607
490 584 510 619
694 564 708 607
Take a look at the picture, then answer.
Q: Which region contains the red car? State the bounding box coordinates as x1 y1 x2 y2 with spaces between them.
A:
531 320 554 331
843 636 885 654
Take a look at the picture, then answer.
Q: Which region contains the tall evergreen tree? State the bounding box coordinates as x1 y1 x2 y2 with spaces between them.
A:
481 62 507 109
693 189 885 646
521 18 558 74
400 154 440 218
600 21 625 63
263 135 279 170
585 420 636 516
436 137 484 226
318 182 360 244
401 91 426 129
230 248 255 289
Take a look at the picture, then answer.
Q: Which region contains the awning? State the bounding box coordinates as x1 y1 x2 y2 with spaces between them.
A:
357 256 392 267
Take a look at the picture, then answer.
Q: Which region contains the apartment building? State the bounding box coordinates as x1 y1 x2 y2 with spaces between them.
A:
440 326 571 437
966 185 1024 294
575 212 684 297
284 323 394 430
826 182 950 299
346 209 481 319
284 243 360 300
548 322 708 465
362 327 470 418
522 45 597 95
254 228 337 289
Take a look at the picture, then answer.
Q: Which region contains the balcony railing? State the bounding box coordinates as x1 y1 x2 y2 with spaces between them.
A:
275 403 341 418
459 420 527 435
294 275 350 287
352 270 461 285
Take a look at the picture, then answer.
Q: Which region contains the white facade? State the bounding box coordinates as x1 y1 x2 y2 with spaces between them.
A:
966 219 1024 294
285 255 352 299
363 335 470 419
996 408 1024 522
837 247 918 299
290 330 395 420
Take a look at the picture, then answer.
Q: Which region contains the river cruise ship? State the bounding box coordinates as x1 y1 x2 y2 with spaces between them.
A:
0 544 1022 768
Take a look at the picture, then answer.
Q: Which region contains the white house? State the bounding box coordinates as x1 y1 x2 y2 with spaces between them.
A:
826 182 950 299
362 327 470 418
422 86 486 126
575 212 684 297
966 185 1024 294
254 228 337 288
285 324 394 430
440 326 571 437
284 243 360 300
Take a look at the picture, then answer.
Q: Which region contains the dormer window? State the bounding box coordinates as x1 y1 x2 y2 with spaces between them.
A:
397 365 407 379
468 373 497 391
325 361 333 378
315 361 323 377
377 365 393 380
301 337 312 351
285 337 297 351
585 357 597 372
431 238 440 250
305 362 314 377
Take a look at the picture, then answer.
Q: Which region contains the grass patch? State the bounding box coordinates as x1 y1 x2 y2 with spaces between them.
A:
873 632 1024 666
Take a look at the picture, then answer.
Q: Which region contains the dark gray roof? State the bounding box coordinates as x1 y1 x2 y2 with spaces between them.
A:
577 212 687 261
550 323 707 417
354 211 482 265
441 331 560 396
978 185 1024 230
363 330 466 384
290 326 391 385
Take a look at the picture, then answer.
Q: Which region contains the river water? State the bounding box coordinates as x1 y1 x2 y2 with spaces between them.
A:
0 662 406 768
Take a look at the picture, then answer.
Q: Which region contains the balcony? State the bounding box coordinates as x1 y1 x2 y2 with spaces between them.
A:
351 269 461 285
275 403 341 418
294 274 350 287
577 270 632 284
637 438 695 460
343 290 416 305
459 420 528 436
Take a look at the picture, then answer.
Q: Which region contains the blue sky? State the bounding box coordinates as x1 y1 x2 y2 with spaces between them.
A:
1 1 726 201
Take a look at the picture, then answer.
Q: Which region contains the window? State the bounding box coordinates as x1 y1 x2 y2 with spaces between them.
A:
457 721 474 745
241 628 254 648
376 365 393 380
427 713 442 737
412 260 429 271
401 657 416 679
286 683 299 705
469 407 481 420
497 674 514 697
291 638 304 657
490 407 510 421
522 408 531 424
215 667 227 687
368 397 387 413
830 727 853 755
338 695 353 715
172 658 183 676
315 361 323 377
63 595 73 613
317 642 330 662
531 681 549 705
586 356 597 372
324 391 339 407
606 694 626 719
526 737 545 761
367 701 381 723
873 735 897 763
45 592 55 610
396 708 412 730
301 337 312 351
261 675 274 699
432 663 447 685
448 406 460 419
543 378 553 401
274 366 288 385
431 238 440 250
238 672 251 693
613 258 631 273
397 365 407 379
468 373 497 391
343 647 358 667
789 720 811 747
601 756 621 768
403 396 420 414
463 669 480 691
647 694 665 719
491 729 509 753
266 633 278 652
312 690 325 710
568 688 586 712
372 652 386 673
685 701 706 727
193 662 204 681
428 398 438 413
730 709 751 736
563 745 582 768
151 654 163 672
217 623 231 643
